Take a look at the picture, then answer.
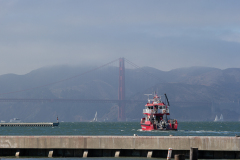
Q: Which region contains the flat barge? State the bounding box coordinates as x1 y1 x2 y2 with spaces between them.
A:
0 122 59 127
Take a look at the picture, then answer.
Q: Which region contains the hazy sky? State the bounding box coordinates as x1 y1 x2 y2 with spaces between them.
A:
1 0 240 75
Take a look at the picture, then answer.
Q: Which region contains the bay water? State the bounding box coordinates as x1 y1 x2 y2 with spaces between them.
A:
1 122 239 136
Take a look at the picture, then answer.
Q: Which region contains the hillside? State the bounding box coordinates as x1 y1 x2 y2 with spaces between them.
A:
0 65 240 122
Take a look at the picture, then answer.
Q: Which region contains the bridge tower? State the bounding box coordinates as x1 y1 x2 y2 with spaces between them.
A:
118 58 126 121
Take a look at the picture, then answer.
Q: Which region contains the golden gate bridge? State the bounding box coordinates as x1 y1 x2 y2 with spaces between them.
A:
0 58 211 121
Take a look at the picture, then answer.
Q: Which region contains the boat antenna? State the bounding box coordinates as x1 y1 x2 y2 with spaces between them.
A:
144 94 152 103
164 93 170 106
165 95 166 104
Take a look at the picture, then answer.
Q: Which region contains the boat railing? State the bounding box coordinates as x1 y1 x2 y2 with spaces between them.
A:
143 109 153 114
143 109 170 114
162 109 169 114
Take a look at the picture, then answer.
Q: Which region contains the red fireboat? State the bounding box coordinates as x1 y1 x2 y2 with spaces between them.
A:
140 93 178 131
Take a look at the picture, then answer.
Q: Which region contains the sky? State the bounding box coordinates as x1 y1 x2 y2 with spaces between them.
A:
0 0 240 75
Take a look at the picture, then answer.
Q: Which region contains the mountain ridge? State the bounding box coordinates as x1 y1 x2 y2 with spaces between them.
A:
0 65 239 122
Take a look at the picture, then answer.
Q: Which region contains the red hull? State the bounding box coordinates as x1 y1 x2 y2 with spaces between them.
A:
141 123 178 131
141 123 155 130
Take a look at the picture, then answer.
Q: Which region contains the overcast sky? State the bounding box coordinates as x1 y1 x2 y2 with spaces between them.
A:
0 0 240 75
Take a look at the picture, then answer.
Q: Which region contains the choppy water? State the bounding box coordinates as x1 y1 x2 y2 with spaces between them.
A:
0 121 240 136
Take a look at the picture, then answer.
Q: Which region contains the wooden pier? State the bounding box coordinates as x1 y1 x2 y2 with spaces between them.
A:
0 122 59 127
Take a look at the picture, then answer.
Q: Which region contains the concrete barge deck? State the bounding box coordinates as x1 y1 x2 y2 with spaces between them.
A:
0 136 239 158
0 122 59 127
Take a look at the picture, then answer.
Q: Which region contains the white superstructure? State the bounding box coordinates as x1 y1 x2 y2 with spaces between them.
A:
9 118 22 123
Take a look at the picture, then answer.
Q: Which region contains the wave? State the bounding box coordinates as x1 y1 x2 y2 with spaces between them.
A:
178 130 240 134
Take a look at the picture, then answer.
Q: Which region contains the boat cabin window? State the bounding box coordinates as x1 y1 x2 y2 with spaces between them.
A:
147 106 155 109
162 106 166 109
159 106 162 109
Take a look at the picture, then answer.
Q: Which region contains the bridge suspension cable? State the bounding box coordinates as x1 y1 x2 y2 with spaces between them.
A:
0 58 119 95
125 58 163 82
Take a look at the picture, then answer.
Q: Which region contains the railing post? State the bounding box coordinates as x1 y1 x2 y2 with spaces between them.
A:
115 150 120 157
167 148 172 160
48 150 53 158
175 154 185 160
15 150 20 157
83 150 88 157
147 151 153 158
190 147 198 160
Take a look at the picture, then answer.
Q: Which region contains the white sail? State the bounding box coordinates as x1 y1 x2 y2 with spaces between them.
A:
219 114 223 121
95 112 97 121
214 114 223 122
91 112 98 122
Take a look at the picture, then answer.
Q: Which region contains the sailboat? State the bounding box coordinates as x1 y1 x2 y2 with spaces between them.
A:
214 114 223 122
219 114 224 121
214 115 218 122
90 112 98 122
